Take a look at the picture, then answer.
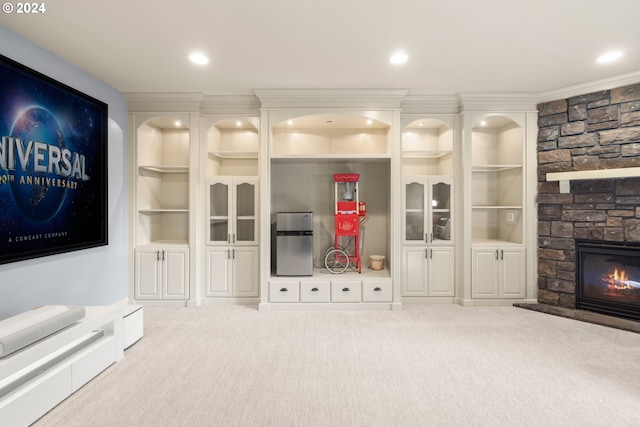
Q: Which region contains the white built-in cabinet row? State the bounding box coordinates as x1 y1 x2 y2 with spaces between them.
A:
129 106 534 307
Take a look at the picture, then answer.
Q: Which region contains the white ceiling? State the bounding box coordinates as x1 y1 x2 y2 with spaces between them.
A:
1 0 639 97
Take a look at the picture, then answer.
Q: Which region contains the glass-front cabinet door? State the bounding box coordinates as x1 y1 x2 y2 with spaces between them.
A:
402 176 453 245
208 179 231 244
234 180 257 244
207 177 259 246
404 181 425 242
431 180 452 243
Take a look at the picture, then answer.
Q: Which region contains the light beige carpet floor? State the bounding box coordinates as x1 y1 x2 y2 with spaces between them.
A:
33 304 640 427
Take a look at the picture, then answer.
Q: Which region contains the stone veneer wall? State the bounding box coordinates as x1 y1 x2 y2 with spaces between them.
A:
537 83 640 308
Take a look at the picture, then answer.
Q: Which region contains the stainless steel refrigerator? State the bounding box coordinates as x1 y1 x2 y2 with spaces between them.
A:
276 212 313 276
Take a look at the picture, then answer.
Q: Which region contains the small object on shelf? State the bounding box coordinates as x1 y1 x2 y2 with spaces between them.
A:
369 255 385 271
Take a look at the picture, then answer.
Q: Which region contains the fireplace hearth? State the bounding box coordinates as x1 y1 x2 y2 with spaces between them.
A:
576 240 640 321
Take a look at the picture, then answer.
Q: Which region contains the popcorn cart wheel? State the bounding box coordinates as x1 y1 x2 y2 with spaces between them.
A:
324 247 350 274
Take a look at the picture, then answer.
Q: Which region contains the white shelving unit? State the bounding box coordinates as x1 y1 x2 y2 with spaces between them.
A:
264 112 395 309
133 115 193 302
400 117 455 301
466 113 527 304
203 117 260 300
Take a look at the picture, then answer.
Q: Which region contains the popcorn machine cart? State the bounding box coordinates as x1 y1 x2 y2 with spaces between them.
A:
324 173 366 274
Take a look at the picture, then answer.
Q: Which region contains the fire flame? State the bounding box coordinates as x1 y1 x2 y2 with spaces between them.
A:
605 267 628 284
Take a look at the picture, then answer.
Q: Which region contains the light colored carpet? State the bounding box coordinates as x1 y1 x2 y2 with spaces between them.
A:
34 304 640 427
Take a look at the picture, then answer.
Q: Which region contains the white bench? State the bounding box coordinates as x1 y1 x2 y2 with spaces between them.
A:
0 304 143 426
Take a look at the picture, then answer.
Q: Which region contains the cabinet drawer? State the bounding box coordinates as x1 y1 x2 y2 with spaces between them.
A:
362 281 393 302
269 281 299 303
331 281 361 302
300 281 330 302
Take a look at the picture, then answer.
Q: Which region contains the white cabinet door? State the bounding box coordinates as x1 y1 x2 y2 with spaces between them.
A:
401 247 428 297
471 247 524 299
135 247 189 300
233 247 259 297
206 248 232 297
135 249 162 299
402 246 454 297
429 246 454 296
162 248 189 299
500 248 525 298
205 247 258 297
471 248 500 299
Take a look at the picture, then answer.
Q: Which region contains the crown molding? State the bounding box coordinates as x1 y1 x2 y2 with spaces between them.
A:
457 92 539 112
537 71 640 104
200 95 261 115
400 95 459 114
253 88 409 109
125 93 205 113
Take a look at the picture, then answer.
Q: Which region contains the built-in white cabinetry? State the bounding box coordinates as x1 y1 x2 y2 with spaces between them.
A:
267 277 392 305
471 116 523 245
204 118 260 301
132 115 194 304
401 246 454 297
471 247 525 299
400 117 455 301
206 246 259 297
464 112 530 304
126 92 536 309
134 246 189 300
264 111 395 309
136 118 190 245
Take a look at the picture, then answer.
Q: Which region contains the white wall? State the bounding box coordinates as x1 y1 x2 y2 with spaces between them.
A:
0 26 128 319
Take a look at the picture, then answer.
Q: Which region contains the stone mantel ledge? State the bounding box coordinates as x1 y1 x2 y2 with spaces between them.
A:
547 167 640 193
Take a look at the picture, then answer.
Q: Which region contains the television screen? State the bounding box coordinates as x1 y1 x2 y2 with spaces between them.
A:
0 53 108 264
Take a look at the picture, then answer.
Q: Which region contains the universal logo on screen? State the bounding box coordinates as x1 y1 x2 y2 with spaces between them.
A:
0 106 91 222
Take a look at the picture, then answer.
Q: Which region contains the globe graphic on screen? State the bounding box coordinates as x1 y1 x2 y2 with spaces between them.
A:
10 106 68 222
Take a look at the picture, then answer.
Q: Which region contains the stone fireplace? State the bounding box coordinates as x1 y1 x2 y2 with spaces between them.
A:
537 83 640 315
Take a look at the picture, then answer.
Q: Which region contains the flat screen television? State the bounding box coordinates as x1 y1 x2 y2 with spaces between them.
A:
0 53 108 264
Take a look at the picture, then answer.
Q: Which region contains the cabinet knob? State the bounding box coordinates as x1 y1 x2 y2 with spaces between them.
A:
342 287 350 292
374 287 382 292
280 288 288 292
311 287 319 292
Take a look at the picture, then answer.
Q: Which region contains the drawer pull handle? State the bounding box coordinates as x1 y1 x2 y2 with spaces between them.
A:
342 287 350 292
280 288 288 292
311 287 319 292
374 287 382 292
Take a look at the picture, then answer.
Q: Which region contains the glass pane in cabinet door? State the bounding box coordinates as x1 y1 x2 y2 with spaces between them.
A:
236 219 255 242
210 219 229 242
432 182 451 210
405 182 424 211
210 183 229 217
432 182 451 242
236 183 255 217
405 182 425 241
406 212 425 241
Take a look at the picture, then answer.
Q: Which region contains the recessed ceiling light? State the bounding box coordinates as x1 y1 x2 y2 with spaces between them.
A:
189 51 209 65
236 121 242 127
175 120 182 127
597 50 623 64
366 119 372 125
390 51 408 65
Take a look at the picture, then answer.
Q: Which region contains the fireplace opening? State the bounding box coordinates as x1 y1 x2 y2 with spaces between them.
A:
576 240 640 321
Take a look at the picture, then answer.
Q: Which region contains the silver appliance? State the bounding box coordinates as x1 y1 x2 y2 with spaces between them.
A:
276 212 313 276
